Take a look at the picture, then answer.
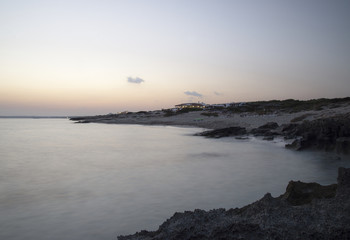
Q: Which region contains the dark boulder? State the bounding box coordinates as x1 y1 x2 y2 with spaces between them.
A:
285 139 303 150
279 181 337 205
250 122 279 137
196 127 247 138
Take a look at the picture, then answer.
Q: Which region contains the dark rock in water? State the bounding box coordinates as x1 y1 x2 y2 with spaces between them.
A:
75 120 90 124
235 136 250 140
283 114 350 154
263 136 274 141
118 168 350 240
285 139 303 150
69 116 87 121
196 127 247 138
250 122 279 137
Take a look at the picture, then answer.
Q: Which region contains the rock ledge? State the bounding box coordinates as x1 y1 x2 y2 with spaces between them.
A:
118 168 350 240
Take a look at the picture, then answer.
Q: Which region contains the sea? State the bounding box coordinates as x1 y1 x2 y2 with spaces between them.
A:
1 118 350 240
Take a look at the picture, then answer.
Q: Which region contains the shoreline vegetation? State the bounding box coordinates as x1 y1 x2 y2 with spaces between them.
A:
70 97 350 154
70 98 350 239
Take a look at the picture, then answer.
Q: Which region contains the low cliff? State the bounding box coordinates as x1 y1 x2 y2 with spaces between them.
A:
118 168 350 240
196 113 350 154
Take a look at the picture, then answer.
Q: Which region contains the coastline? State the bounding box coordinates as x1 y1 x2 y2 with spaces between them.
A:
70 100 350 153
70 102 350 131
69 98 350 238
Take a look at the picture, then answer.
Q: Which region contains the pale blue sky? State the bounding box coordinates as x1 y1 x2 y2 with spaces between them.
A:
1 0 349 115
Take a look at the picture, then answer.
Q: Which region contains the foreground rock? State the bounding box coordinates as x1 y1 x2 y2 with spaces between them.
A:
118 168 350 240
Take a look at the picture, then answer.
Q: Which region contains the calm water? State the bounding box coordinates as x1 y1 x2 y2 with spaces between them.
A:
1 119 349 240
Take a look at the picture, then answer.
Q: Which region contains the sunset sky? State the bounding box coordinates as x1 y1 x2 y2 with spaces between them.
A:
1 0 350 116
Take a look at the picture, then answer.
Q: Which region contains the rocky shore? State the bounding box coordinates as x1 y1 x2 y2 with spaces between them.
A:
197 112 350 154
69 98 350 239
71 99 350 154
118 168 350 240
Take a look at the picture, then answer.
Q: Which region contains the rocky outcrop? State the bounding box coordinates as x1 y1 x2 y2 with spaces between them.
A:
118 168 350 240
197 123 280 139
284 113 350 153
195 127 247 138
70 115 115 123
279 181 337 205
250 122 279 140
194 115 350 153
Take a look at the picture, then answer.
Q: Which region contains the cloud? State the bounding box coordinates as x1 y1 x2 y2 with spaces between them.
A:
214 91 222 96
127 77 145 84
184 91 203 98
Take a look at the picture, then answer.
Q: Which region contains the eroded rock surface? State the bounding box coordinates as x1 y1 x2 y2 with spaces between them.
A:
118 168 350 240
284 113 350 153
250 122 279 140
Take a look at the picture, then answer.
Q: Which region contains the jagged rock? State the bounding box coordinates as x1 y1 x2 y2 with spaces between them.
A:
196 127 247 138
282 123 299 139
283 114 350 153
250 122 279 137
279 181 337 205
285 139 303 150
118 168 350 240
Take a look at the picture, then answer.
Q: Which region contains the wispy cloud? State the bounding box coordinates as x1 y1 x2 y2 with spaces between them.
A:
214 91 222 96
184 91 203 98
127 77 145 84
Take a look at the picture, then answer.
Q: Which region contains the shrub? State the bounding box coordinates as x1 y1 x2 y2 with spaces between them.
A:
201 112 219 117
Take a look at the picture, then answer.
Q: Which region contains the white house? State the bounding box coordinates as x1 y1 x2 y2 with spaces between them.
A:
175 103 206 109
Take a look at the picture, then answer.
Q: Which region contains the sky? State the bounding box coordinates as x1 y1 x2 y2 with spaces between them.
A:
1 0 349 116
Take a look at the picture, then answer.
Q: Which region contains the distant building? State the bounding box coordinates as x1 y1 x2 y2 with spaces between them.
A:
208 103 235 108
175 103 206 109
210 104 227 108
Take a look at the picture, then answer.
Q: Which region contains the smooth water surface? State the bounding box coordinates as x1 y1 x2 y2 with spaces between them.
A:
1 119 349 240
